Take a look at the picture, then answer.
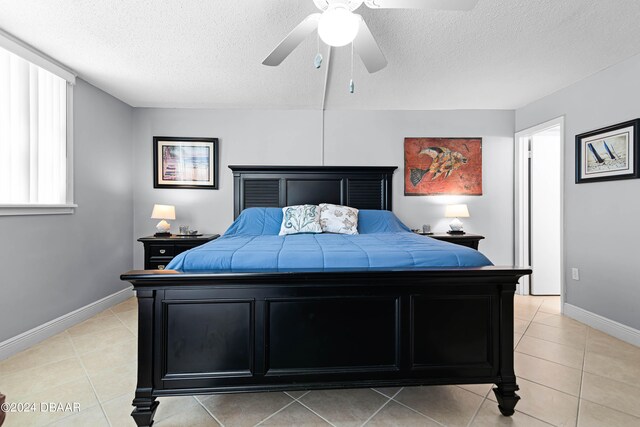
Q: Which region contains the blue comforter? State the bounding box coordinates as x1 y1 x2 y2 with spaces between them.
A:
167 208 492 271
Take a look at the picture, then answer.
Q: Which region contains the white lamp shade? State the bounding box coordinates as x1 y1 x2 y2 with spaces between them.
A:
318 5 361 47
445 204 470 218
151 204 176 220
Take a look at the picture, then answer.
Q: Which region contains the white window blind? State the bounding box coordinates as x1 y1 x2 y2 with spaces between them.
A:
0 46 68 205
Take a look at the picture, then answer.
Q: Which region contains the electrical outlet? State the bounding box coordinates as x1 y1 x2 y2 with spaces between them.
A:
571 268 580 281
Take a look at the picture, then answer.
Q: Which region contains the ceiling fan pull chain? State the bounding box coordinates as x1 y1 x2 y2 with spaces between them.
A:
349 42 355 93
314 33 323 69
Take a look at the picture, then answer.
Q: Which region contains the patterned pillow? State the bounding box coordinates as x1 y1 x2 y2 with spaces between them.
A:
319 204 359 235
279 205 323 235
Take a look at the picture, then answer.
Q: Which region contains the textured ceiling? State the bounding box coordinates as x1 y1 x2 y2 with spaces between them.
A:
1 0 640 109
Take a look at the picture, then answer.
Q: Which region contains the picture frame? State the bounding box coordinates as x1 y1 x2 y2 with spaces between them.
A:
575 119 639 183
153 137 219 189
404 137 483 195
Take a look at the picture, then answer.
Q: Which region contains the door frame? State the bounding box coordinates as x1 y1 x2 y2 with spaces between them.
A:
514 117 565 306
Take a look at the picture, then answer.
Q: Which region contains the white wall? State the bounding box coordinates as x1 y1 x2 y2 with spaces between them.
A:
324 110 515 266
0 79 134 341
132 109 322 268
516 52 640 330
132 109 515 268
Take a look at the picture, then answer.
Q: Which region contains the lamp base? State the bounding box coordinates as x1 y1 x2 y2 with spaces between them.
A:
448 217 465 234
154 232 171 237
155 219 171 236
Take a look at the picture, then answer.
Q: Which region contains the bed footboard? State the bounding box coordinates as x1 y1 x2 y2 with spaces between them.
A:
121 267 530 426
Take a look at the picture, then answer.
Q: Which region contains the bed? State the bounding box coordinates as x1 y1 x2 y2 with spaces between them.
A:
121 165 530 426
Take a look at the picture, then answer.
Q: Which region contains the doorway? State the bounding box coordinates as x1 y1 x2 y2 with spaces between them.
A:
515 117 564 297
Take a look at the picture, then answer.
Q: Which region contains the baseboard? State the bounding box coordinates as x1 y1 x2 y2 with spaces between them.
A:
0 286 134 361
563 303 640 347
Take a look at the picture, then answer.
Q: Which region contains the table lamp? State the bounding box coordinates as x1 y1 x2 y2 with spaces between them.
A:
151 204 176 236
445 204 469 235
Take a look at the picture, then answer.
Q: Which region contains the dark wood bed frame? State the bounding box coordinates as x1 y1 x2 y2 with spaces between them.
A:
121 166 530 426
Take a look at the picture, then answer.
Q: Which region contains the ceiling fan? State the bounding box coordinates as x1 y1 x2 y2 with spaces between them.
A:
262 0 479 73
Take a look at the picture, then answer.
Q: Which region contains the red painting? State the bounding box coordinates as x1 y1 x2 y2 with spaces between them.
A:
404 137 483 195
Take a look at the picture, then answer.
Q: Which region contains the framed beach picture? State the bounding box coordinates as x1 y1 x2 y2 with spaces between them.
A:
575 120 639 183
153 137 219 189
404 137 483 195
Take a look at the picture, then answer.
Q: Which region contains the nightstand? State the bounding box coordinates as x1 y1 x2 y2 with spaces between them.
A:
419 233 485 250
138 234 220 270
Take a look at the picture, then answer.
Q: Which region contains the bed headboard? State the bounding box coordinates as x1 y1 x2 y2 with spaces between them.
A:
229 165 397 218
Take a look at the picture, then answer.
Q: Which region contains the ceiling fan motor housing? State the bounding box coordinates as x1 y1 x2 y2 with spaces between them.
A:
313 0 364 12
318 4 361 47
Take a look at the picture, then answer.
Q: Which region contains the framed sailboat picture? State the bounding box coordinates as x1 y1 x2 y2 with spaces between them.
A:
153 137 219 189
575 120 640 183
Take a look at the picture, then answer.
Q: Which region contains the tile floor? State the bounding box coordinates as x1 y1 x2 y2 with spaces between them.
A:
1 295 639 426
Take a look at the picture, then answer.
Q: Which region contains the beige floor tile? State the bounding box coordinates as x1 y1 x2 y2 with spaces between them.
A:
373 387 402 398
80 339 137 376
88 308 114 319
516 335 584 369
0 332 75 375
285 390 310 399
47 404 109 427
0 357 85 401
88 363 137 402
114 308 138 329
102 393 137 427
470 399 552 426
532 312 587 331
514 296 543 308
578 399 640 427
70 323 136 355
156 396 205 422
538 298 562 315
583 351 640 388
155 402 220 427
364 401 440 426
300 388 388 426
514 318 530 334
581 372 640 418
26 376 97 412
66 311 126 338
1 377 99 427
586 328 640 364
111 297 137 314
259 402 330 426
201 392 293 427
394 385 483 427
515 333 523 348
458 383 492 398
515 305 539 321
489 378 578 427
514 352 582 396
1 409 47 427
525 322 587 350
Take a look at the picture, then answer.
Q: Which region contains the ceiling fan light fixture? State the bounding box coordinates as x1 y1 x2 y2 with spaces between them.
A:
318 4 361 47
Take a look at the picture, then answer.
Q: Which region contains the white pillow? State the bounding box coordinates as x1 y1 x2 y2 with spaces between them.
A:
279 205 323 235
319 203 359 235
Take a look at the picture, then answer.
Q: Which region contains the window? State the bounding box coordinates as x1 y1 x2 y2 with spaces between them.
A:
0 31 76 215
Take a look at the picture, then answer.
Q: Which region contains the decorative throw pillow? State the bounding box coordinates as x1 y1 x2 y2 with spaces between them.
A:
279 205 323 235
319 203 359 235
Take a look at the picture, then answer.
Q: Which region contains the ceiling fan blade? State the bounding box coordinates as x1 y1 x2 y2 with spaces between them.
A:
365 0 479 11
353 16 387 73
262 13 321 66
